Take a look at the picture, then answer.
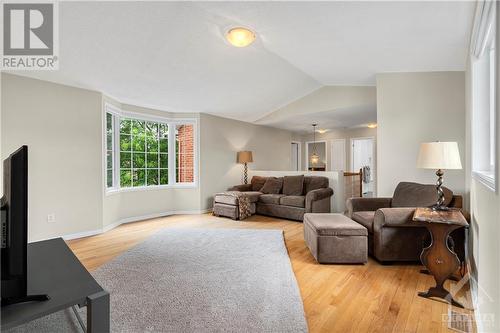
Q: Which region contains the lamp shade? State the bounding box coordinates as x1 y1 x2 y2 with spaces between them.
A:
237 151 253 164
416 142 462 170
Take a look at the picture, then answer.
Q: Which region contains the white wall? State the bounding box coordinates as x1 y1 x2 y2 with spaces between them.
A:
376 72 466 196
199 113 293 209
1 73 103 241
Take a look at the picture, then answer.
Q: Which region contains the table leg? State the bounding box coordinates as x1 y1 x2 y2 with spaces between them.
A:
86 290 110 333
419 224 464 308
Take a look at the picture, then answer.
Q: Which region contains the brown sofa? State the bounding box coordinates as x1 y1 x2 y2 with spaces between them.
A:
346 182 466 262
228 175 333 221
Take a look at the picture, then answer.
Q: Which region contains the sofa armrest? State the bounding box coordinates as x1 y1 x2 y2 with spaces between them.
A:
373 207 417 232
346 197 392 217
227 184 252 192
305 188 333 212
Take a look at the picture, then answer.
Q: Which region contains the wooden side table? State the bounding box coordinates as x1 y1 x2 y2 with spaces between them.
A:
413 207 468 308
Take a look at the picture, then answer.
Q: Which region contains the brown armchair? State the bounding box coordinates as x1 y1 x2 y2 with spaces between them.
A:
346 182 466 262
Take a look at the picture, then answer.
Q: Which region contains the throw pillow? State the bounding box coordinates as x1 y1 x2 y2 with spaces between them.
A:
251 176 267 192
260 177 283 194
283 175 304 196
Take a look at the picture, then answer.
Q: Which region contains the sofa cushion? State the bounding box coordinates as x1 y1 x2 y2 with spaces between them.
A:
351 211 375 233
260 177 283 194
392 182 453 208
244 191 263 203
214 191 261 205
280 195 305 208
303 176 329 194
283 175 304 196
214 194 239 206
259 194 285 205
251 176 267 192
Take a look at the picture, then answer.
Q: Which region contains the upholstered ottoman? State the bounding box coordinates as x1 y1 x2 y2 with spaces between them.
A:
213 192 258 220
304 213 368 264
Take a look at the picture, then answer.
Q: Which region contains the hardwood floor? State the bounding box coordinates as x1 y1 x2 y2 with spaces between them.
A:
67 213 475 332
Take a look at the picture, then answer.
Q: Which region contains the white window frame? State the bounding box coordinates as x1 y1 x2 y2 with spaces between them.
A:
103 104 198 194
104 105 120 191
471 0 498 192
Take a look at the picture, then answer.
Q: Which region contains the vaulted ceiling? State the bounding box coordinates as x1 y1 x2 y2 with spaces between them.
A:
14 1 475 122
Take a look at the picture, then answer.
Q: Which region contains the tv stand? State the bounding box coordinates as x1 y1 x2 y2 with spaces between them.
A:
1 294 50 307
1 238 109 332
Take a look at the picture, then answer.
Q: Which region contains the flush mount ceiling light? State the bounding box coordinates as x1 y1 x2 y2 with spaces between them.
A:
367 123 378 129
317 129 329 134
226 27 256 47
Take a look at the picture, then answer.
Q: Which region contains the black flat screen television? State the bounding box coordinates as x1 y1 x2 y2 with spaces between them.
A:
1 146 48 306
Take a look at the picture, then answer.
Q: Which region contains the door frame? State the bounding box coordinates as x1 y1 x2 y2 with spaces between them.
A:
350 136 376 171
290 141 301 171
330 138 347 171
305 140 328 171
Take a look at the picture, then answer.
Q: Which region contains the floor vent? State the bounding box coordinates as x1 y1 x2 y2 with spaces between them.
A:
448 309 473 333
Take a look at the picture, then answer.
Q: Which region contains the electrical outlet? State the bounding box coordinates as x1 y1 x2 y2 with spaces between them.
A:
47 213 56 223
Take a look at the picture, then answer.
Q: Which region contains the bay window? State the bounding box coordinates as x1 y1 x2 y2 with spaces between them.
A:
104 104 197 191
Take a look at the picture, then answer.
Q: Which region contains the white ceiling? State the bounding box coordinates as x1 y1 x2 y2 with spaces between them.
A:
262 105 377 134
15 1 474 122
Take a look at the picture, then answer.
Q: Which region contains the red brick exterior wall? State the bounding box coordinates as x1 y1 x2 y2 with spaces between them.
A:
177 124 194 182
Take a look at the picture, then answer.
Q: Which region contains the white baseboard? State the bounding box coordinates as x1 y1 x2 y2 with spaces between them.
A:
61 228 103 240
470 277 484 333
62 209 211 241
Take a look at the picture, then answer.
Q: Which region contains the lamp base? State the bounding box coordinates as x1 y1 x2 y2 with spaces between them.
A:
243 163 248 184
431 205 450 212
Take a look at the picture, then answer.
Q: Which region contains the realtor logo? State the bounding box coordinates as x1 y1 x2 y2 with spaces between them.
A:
1 1 59 70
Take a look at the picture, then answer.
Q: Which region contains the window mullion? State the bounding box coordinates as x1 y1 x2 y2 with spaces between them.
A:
114 114 120 188
168 123 176 185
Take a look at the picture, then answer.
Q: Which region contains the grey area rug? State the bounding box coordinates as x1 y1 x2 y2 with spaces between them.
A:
7 228 308 332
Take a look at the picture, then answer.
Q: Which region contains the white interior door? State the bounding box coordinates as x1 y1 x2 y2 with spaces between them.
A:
331 139 346 172
351 138 375 196
291 142 299 171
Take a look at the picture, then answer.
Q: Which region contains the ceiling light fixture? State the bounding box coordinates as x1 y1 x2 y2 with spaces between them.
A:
367 123 378 129
317 129 328 134
226 27 256 47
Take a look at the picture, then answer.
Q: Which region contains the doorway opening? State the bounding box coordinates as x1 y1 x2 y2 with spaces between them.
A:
351 137 376 197
291 141 301 171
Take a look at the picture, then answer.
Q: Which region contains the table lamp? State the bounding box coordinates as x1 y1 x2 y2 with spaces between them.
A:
237 151 253 184
416 142 462 210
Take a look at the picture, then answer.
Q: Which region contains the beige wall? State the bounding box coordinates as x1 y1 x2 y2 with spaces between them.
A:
199 113 293 209
376 72 466 196
1 73 103 241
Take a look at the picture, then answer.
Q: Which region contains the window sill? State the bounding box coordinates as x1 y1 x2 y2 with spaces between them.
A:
472 170 496 192
105 183 198 196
